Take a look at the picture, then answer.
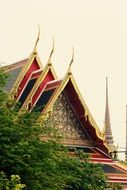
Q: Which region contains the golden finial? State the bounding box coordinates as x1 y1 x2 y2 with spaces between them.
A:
33 24 40 54
68 46 74 75
48 37 54 66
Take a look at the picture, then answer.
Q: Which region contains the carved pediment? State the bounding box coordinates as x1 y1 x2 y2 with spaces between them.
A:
46 92 93 146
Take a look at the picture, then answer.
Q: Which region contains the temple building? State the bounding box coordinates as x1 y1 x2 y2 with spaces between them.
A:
2 34 127 189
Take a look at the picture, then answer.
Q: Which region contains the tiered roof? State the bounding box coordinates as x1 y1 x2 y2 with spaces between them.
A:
3 38 127 189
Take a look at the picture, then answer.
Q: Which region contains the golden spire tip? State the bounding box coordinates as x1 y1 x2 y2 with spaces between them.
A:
68 46 74 75
48 36 55 66
33 24 40 54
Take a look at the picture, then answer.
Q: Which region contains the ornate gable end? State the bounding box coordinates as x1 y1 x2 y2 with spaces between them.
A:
48 91 94 147
16 57 41 97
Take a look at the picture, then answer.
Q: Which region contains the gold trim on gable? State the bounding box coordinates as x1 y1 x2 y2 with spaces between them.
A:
10 52 43 96
20 63 57 111
39 73 110 153
42 74 70 113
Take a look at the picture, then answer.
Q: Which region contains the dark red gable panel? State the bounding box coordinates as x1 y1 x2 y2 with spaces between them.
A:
65 81 85 116
17 58 40 97
17 70 43 106
32 70 55 107
64 80 109 154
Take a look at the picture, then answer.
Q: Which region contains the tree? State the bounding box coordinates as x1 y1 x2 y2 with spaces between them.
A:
0 69 122 190
0 172 25 190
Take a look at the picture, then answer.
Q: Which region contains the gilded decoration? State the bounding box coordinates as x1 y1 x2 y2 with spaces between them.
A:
46 92 93 146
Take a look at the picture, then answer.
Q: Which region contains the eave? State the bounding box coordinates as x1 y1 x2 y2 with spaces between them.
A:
3 58 28 73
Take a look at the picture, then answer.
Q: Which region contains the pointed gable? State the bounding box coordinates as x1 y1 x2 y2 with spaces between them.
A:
20 63 57 111
11 52 43 99
43 91 94 146
38 73 109 153
32 80 62 112
17 69 43 107
20 38 57 111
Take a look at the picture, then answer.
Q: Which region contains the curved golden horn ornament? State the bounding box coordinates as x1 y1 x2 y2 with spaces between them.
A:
68 46 74 74
33 24 40 53
48 37 55 65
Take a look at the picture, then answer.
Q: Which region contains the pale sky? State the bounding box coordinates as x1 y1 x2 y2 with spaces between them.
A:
0 0 127 159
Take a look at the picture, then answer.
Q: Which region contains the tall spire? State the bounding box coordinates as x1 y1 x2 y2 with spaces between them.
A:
104 77 114 150
125 105 127 161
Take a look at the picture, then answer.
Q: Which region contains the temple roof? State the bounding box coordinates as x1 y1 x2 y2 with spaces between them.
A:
37 72 110 153
4 57 110 154
17 69 43 107
20 62 57 110
3 59 28 92
2 41 127 188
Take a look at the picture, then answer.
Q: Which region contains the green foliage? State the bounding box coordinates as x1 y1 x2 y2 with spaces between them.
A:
0 69 8 89
0 70 121 190
0 70 8 105
0 172 25 190
107 182 123 190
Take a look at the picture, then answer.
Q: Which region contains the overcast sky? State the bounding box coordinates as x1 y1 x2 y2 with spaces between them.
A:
0 0 127 159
